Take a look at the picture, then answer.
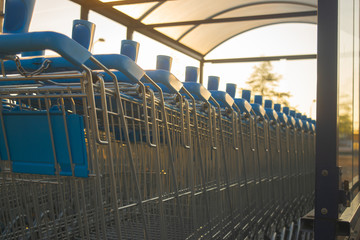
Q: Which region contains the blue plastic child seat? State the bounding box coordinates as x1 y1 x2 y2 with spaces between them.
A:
0 108 88 177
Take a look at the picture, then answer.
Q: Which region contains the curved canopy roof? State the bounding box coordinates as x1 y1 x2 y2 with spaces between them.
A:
71 0 317 60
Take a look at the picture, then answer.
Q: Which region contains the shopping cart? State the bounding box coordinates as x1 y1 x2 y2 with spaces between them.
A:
0 31 317 240
0 31 164 240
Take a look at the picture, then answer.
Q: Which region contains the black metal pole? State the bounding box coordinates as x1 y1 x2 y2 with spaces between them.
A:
315 0 339 239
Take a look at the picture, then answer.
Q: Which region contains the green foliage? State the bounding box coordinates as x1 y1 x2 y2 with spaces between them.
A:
338 95 353 138
244 61 291 106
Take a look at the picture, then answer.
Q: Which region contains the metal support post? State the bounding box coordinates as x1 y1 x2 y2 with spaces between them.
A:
314 0 339 239
199 60 204 85
127 27 134 40
81 5 89 20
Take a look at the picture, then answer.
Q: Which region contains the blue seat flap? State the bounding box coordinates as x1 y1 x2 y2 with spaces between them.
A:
0 109 88 177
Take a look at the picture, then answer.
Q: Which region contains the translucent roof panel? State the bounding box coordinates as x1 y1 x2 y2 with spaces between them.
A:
206 23 317 59
141 0 316 24
113 2 158 19
155 25 195 40
82 0 318 58
180 16 316 55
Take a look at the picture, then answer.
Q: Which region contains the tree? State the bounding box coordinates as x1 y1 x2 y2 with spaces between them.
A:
244 61 291 107
338 95 352 138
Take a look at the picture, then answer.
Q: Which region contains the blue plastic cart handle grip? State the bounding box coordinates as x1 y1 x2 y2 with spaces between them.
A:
274 104 281 112
156 55 172 71
265 108 278 121
121 40 140 62
183 82 211 101
185 66 199 82
72 19 95 51
234 98 252 114
295 118 303 129
208 76 219 90
0 32 92 67
277 112 288 125
254 95 263 105
145 70 183 93
3 0 36 33
88 54 145 83
251 103 266 118
289 110 296 117
226 83 237 98
264 100 273 109
287 116 296 127
210 90 234 109
242 90 251 102
3 53 145 83
21 50 45 57
283 107 290 115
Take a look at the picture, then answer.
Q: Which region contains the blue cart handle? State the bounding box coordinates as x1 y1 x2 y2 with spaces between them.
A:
0 31 92 67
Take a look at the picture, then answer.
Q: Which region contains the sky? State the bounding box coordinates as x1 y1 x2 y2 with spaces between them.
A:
204 23 317 118
28 0 317 119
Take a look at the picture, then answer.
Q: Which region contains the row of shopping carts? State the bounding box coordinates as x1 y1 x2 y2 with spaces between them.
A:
0 8 315 240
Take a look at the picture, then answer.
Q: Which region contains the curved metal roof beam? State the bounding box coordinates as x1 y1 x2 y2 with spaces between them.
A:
204 21 317 56
138 2 166 21
177 1 317 41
